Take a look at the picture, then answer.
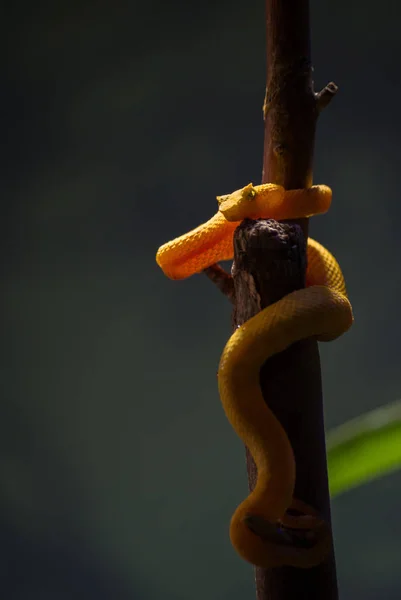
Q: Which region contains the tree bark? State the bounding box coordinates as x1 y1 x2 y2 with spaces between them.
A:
204 1 340 597
239 1 339 598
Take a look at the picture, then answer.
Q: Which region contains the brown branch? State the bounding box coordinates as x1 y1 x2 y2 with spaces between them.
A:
238 1 338 599
202 3 339 597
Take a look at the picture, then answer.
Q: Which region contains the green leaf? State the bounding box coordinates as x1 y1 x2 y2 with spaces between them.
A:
326 400 401 497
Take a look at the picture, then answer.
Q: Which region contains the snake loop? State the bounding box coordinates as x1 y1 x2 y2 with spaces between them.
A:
156 182 353 569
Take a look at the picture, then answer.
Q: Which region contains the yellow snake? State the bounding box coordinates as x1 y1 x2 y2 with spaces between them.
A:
156 182 353 569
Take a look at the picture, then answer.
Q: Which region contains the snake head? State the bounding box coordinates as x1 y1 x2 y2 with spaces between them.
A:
216 183 257 221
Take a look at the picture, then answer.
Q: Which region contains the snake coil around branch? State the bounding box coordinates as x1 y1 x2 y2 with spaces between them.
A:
156 182 353 569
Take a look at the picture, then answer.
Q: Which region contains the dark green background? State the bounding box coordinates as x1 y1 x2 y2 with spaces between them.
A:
3 1 401 598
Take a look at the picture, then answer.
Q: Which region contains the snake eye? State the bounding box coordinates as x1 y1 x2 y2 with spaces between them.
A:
247 188 256 200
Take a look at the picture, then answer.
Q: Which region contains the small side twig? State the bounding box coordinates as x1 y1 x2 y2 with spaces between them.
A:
203 264 235 302
315 81 338 112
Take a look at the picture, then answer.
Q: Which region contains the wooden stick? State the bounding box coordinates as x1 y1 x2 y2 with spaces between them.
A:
203 1 340 596
205 1 339 598
247 1 338 597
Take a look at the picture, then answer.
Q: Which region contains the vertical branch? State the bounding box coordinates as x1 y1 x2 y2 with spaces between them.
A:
263 0 315 191
236 1 338 599
202 2 340 596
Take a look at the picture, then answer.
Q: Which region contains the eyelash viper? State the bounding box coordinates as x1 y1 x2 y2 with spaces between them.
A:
155 182 354 569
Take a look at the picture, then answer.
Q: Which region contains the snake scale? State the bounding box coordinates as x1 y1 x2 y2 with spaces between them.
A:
156 182 353 569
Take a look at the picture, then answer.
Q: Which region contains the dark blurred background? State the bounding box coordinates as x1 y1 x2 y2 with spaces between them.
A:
2 0 401 598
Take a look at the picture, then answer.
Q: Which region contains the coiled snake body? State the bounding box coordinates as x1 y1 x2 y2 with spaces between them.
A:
156 183 353 569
